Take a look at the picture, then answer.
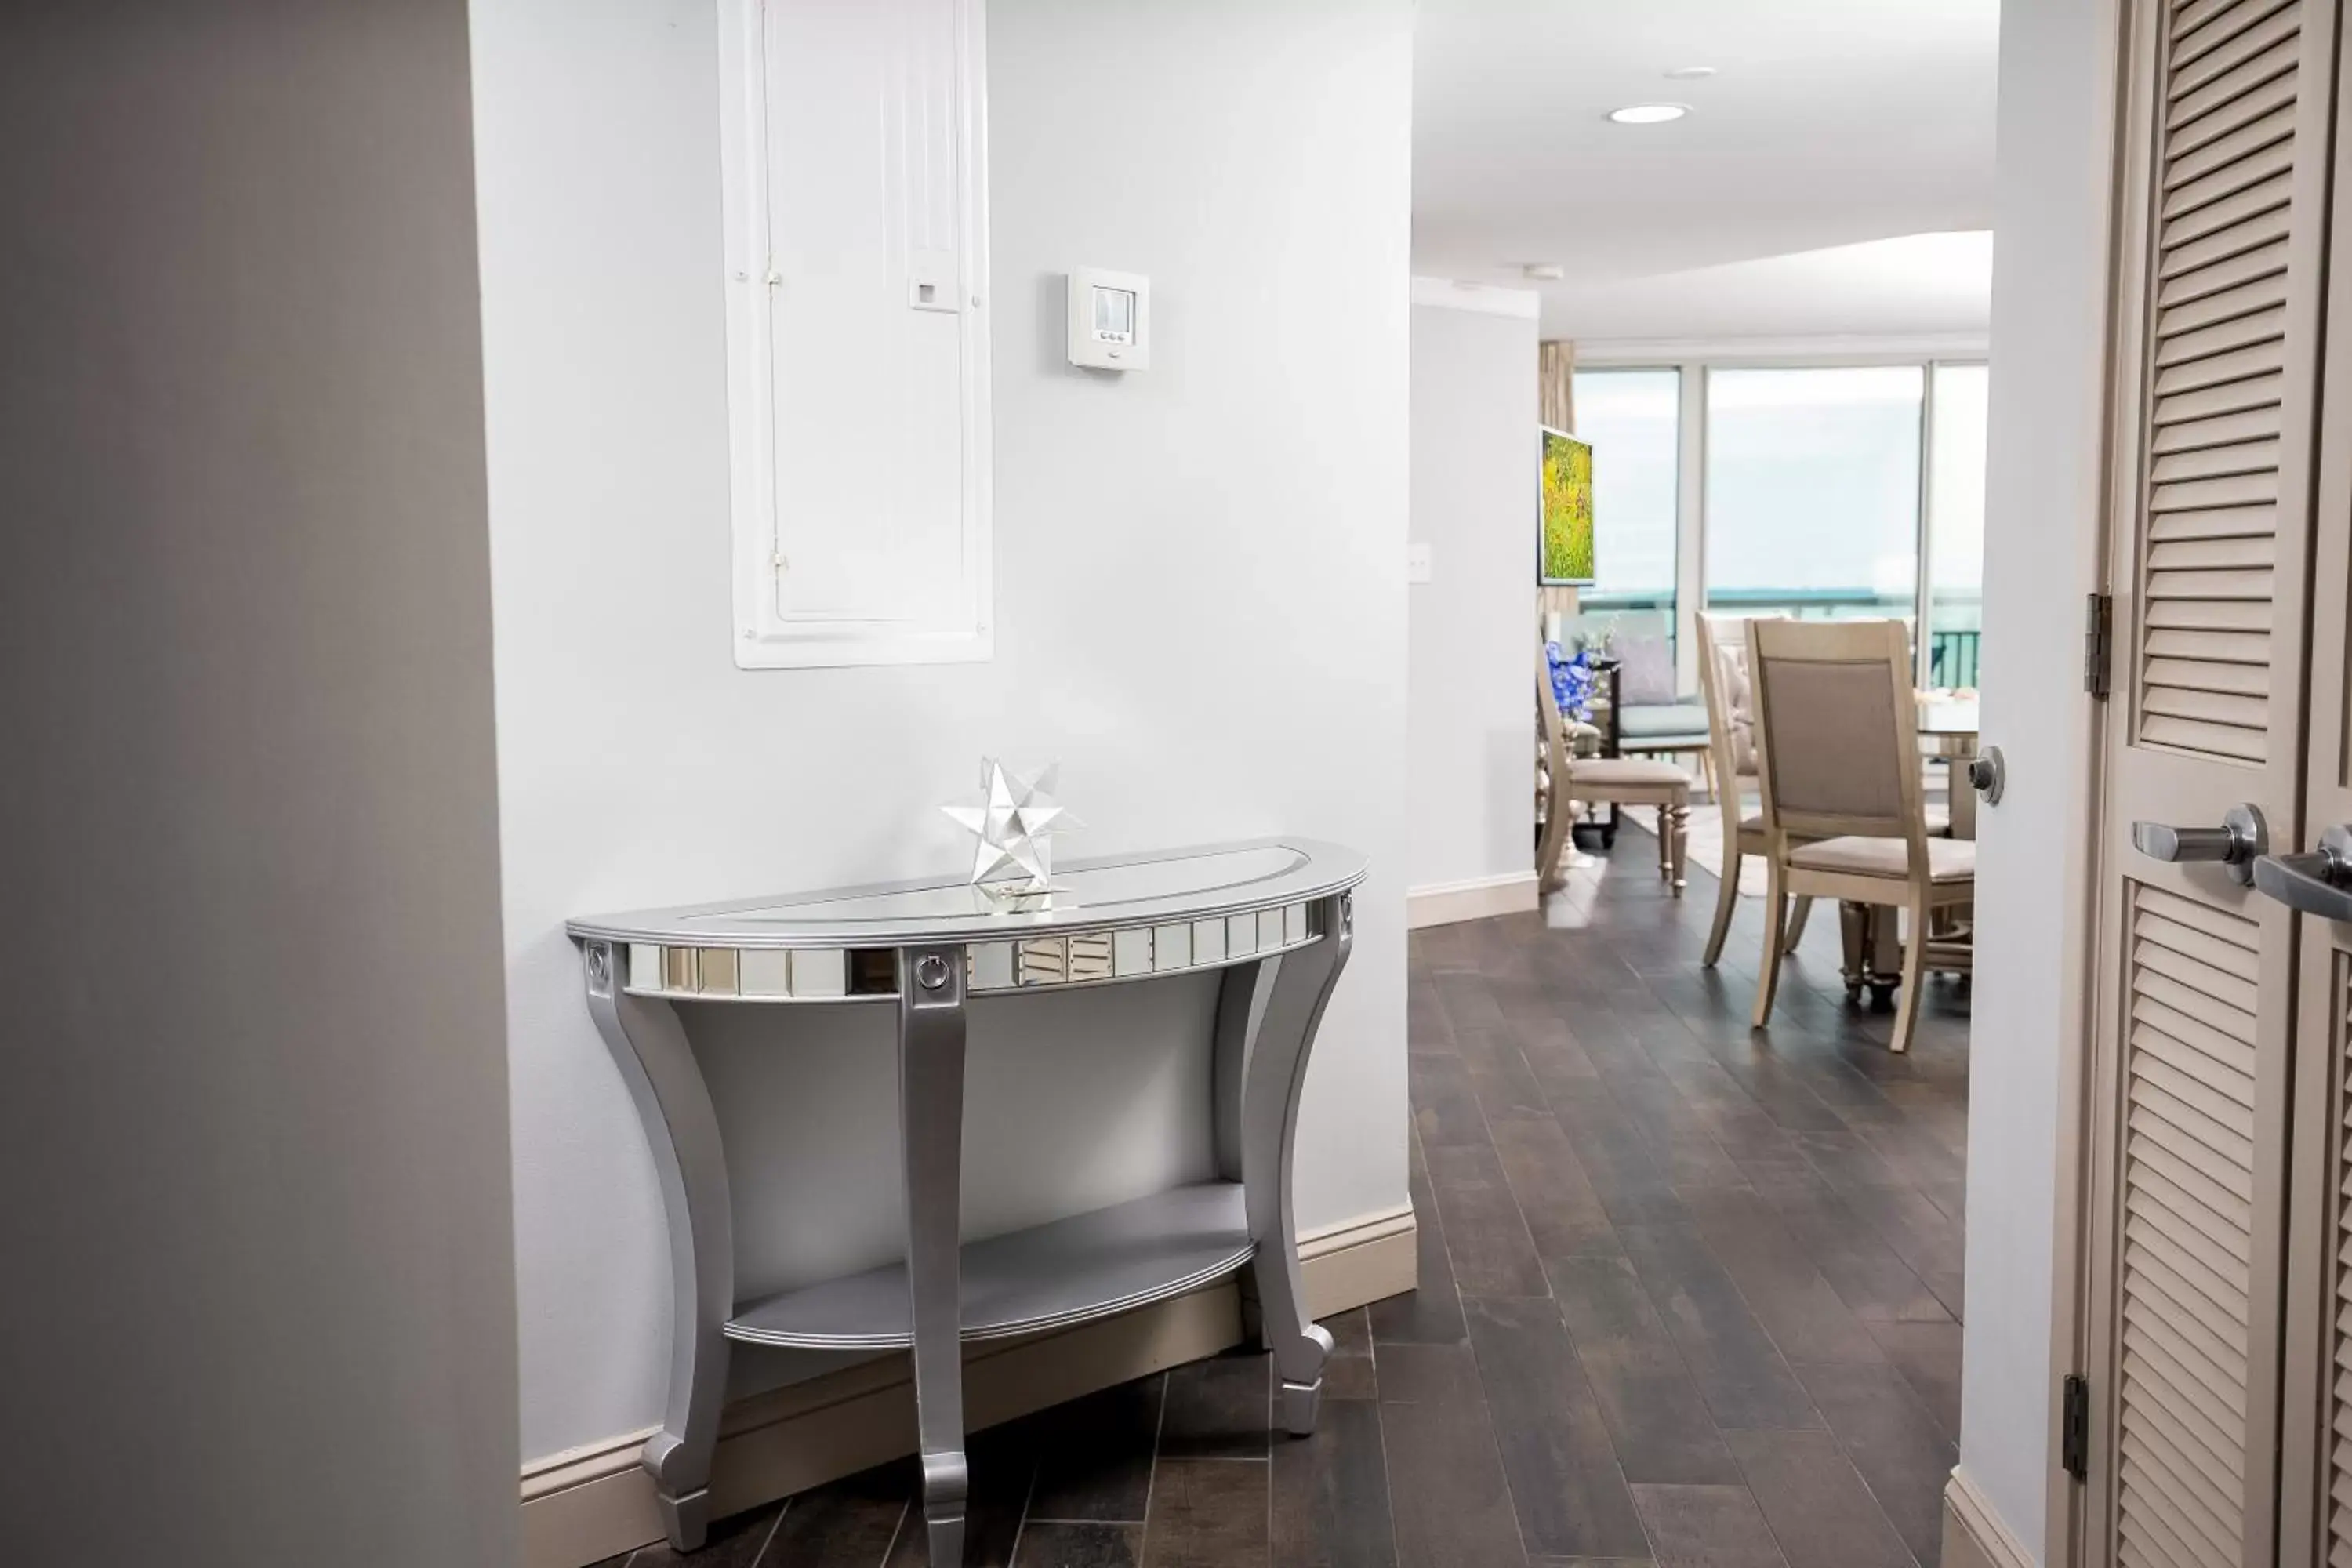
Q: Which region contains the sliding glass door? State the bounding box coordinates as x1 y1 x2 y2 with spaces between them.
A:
1568 358 1988 692
1925 363 1987 689
1570 368 1681 628
1703 365 1926 628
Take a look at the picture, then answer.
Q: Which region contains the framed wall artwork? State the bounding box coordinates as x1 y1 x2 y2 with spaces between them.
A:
1539 426 1596 586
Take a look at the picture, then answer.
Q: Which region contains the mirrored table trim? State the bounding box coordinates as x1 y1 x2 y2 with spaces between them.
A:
623 900 1319 1003
570 836 1367 950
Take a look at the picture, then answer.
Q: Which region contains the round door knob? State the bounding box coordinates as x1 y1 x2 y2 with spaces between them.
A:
1966 746 2005 805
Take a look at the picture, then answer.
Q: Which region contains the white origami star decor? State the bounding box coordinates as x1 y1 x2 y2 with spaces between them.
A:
941 759 1083 903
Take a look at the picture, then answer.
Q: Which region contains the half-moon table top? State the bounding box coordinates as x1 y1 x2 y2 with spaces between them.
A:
568 836 1369 949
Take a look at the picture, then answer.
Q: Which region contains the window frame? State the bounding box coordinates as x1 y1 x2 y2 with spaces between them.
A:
1575 345 1989 694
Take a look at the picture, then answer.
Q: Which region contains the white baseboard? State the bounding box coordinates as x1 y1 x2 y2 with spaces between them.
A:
1406 870 1538 930
521 1201 1418 1568
1941 1467 2037 1568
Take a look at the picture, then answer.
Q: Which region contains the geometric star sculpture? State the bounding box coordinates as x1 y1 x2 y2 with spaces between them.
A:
940 758 1083 901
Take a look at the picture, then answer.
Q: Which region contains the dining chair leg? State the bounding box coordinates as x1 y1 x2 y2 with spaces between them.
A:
1785 895 1813 948
1536 785 1571 891
1751 858 1788 1030
1666 800 1688 896
1888 895 1931 1054
1704 844 1742 968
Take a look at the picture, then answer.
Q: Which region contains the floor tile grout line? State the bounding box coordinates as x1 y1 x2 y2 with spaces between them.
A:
1004 1455 1037 1568
872 1496 911 1568
1784 1352 1951 1566
1541 847 1960 1565
1450 925 1671 1568
1363 1323 1404 1567
1532 878 1838 1472
1573 926 1933 1398
1577 902 1957 1232
1715 1441 1813 1568
1460 1283 1661 1568
1137 1368 1169 1555
1424 964 1559 1302
745 1495 790 1567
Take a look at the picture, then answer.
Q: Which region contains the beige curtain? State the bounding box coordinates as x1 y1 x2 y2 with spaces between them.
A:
1537 339 1574 431
1538 339 1578 626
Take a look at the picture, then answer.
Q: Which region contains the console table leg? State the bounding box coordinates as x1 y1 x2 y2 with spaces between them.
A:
580 942 733 1552
1241 895 1352 1436
1210 960 1266 1181
901 946 970 1566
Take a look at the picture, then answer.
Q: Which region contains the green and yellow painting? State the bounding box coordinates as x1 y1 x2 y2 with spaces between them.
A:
1540 427 1595 585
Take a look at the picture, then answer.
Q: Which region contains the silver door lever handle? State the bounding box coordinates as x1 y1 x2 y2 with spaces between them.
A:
2131 803 2267 886
2252 826 2352 923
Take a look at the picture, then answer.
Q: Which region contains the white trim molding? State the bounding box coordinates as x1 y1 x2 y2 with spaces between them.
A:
1941 1467 2038 1568
1575 332 1990 367
521 1201 1417 1568
1406 870 1540 929
1409 275 1542 318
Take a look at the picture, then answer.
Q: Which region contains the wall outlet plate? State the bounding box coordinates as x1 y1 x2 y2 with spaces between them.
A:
1406 543 1433 583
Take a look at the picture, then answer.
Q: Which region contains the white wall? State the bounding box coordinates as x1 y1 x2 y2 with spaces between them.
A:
0 6 520 1565
1407 286 1538 897
472 0 1414 1463
1959 0 2114 1554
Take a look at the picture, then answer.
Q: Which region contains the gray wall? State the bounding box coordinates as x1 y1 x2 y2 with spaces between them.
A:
0 5 521 1564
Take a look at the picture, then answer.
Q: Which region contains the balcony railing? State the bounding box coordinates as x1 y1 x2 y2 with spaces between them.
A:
1573 587 1983 690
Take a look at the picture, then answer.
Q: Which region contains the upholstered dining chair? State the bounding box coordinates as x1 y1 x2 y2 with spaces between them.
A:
1745 617 1974 1054
1693 614 1811 967
1538 664 1690 895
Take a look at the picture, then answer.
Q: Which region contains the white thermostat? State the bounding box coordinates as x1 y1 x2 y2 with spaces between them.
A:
1067 267 1149 371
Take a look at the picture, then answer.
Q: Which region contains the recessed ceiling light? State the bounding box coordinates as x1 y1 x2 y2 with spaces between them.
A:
1664 65 1717 80
1523 263 1565 281
1607 103 1689 125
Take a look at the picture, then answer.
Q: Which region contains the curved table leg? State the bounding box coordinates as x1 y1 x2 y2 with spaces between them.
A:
581 942 733 1552
900 946 969 1566
1242 895 1353 1435
1210 959 1266 1182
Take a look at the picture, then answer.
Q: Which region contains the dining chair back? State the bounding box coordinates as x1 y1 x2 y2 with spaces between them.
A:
1694 613 1810 965
1744 617 1968 1054
1746 617 1925 858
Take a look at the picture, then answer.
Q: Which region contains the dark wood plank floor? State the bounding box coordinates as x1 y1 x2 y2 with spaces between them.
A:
593 829 1968 1567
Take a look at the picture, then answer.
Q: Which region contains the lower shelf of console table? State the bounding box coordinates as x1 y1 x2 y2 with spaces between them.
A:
728 1181 1254 1351
568 837 1365 1563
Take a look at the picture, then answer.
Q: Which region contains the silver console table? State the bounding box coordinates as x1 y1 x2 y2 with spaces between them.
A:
569 837 1366 1563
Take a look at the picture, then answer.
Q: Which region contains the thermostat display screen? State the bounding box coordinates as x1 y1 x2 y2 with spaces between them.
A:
1091 287 1136 343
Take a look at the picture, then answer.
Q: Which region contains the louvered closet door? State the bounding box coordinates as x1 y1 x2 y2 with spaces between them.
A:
2276 20 2352 1555
2083 1 2333 1564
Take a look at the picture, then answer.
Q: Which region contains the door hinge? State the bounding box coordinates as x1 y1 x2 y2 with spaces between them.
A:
2084 593 2114 699
2061 1373 2089 1481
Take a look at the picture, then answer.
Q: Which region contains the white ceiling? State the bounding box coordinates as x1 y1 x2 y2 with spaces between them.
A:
1414 0 2000 341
